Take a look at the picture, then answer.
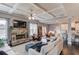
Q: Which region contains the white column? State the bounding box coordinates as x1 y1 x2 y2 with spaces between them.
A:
67 17 72 45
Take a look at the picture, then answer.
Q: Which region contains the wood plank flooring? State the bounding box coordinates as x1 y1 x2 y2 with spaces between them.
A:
61 41 79 55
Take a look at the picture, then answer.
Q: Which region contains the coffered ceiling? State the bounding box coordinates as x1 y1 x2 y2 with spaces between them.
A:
0 3 79 24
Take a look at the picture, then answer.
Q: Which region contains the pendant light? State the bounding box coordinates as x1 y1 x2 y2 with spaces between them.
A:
28 9 35 20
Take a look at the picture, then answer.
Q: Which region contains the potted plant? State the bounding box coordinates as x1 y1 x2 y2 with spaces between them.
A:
0 39 4 48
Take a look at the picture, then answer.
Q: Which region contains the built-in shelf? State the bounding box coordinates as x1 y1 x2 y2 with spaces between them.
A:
11 20 28 46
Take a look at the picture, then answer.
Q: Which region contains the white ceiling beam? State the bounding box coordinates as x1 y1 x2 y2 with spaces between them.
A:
48 7 64 13
40 21 56 24
0 3 19 14
47 4 64 13
5 3 29 19
9 3 19 14
33 3 67 18
31 3 56 17
35 7 63 16
1 3 12 8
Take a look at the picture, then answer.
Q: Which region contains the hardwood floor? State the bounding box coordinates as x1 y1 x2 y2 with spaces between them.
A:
61 41 79 55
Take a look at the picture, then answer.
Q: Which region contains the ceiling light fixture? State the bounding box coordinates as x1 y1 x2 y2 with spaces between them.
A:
28 14 35 20
28 9 35 20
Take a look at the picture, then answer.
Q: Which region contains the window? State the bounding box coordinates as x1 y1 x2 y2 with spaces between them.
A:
0 19 8 39
29 23 38 36
42 26 47 36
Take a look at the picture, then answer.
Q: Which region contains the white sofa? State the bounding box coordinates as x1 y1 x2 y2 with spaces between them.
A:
0 43 15 55
28 35 63 55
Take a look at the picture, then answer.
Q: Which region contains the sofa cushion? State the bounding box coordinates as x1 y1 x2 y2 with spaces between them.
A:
40 42 55 55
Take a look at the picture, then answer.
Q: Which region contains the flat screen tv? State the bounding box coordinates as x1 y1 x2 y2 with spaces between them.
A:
13 20 26 28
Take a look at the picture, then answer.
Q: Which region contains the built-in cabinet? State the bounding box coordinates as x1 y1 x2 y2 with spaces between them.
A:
38 26 42 36
10 19 47 46
38 26 47 36
11 20 28 46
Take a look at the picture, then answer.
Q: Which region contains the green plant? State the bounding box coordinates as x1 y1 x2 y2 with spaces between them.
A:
0 39 4 48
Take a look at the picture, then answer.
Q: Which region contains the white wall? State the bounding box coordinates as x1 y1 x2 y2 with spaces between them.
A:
47 24 60 32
